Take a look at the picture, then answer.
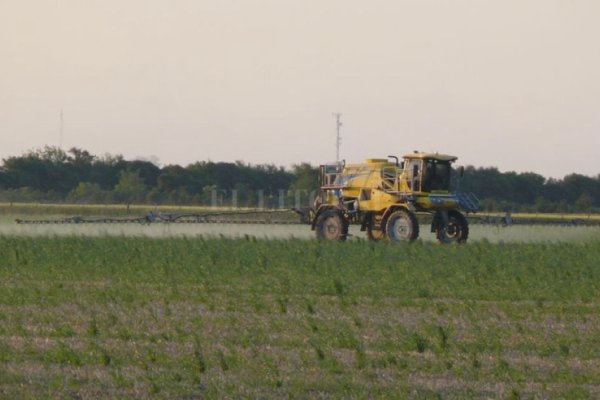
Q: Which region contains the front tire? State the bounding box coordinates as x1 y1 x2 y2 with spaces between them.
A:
436 210 469 244
385 209 419 242
315 210 348 241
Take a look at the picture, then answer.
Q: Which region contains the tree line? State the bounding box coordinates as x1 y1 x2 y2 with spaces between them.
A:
0 146 598 212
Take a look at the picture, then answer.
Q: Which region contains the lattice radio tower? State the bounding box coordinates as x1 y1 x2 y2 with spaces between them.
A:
59 108 64 149
332 112 342 162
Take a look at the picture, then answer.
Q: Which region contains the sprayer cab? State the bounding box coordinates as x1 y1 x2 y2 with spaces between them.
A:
399 152 457 194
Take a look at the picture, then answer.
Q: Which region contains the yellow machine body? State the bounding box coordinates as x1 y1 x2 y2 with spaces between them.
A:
312 152 478 243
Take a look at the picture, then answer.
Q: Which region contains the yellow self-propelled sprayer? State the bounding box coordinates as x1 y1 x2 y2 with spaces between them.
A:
309 152 480 243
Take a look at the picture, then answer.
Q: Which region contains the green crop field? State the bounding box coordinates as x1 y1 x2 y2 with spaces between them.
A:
1 234 600 399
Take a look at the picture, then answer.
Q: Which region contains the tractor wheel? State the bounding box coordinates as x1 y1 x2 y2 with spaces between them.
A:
315 210 348 241
436 210 469 244
385 209 419 242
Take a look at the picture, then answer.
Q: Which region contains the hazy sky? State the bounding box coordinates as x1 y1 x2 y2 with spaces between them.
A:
1 0 599 178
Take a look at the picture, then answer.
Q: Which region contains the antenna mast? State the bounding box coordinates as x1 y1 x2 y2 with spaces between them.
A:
59 108 64 149
332 112 342 162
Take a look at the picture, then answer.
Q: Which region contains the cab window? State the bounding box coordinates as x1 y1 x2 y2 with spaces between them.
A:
422 159 451 191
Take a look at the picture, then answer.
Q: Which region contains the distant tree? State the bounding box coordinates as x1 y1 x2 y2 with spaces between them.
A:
145 188 164 205
68 147 95 165
0 167 11 189
534 196 556 213
201 184 218 206
112 170 148 204
575 192 594 213
127 159 160 187
67 182 106 204
513 172 545 205
232 182 252 208
90 153 126 190
289 163 319 207
2 151 54 191
157 165 189 193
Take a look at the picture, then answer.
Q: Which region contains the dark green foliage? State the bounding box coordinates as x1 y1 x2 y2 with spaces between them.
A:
0 146 296 206
460 166 600 212
1 146 599 211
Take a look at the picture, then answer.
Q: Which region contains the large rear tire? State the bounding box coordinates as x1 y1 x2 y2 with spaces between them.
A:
315 210 348 241
385 209 419 242
436 210 469 244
